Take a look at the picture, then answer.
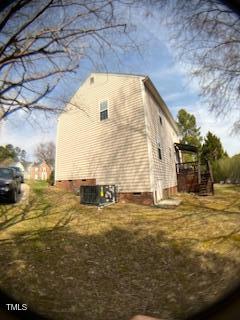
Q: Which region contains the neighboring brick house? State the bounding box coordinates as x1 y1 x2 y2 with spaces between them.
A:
29 161 52 181
55 72 180 205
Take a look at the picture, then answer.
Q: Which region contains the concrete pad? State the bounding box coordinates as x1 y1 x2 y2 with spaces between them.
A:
155 198 182 209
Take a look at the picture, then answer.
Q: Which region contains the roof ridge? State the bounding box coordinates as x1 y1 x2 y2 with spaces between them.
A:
91 72 147 78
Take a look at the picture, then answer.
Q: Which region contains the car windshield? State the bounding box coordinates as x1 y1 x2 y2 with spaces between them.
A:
0 168 13 179
11 167 21 172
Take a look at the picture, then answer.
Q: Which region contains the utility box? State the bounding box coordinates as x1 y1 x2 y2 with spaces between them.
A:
80 185 117 205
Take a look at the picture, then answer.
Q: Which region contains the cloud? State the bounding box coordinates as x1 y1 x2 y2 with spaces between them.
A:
164 91 190 102
150 65 181 79
133 9 202 97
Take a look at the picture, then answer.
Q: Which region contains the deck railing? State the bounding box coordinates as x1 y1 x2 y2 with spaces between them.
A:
176 160 214 195
176 161 209 175
176 161 199 174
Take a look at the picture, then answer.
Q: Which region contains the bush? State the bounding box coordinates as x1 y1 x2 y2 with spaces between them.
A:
47 170 55 186
213 155 240 183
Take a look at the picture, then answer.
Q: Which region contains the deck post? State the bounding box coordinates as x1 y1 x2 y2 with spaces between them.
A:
198 159 201 185
207 160 214 182
207 160 214 195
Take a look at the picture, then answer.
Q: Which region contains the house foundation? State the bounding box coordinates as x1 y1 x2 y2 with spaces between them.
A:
118 192 154 205
55 179 177 205
55 179 96 193
163 186 178 198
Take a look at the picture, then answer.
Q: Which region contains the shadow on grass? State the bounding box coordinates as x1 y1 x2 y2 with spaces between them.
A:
0 227 239 320
0 184 77 235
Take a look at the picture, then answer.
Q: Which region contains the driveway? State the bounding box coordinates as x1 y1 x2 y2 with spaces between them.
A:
18 183 30 204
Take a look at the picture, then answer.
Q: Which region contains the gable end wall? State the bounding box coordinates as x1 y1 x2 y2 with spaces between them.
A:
55 74 152 193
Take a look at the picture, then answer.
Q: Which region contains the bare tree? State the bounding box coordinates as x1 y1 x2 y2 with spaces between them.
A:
156 0 240 132
34 141 55 165
0 0 137 121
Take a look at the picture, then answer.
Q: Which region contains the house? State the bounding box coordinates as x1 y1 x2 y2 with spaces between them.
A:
29 161 52 181
55 72 181 205
22 161 32 180
11 161 25 172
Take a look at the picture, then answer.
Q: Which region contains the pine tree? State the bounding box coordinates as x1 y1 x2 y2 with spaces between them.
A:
177 109 202 148
176 109 202 161
201 131 227 163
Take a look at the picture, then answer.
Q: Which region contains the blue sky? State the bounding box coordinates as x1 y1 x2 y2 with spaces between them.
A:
1 8 239 159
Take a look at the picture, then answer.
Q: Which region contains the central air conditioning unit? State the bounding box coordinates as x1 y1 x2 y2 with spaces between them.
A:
80 185 117 206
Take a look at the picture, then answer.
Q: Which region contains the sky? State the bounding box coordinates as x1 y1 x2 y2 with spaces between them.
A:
0 6 239 160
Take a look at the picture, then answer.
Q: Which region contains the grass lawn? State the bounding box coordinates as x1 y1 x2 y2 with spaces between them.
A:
0 182 240 320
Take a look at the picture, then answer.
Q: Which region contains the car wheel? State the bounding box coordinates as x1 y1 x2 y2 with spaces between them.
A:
10 190 17 203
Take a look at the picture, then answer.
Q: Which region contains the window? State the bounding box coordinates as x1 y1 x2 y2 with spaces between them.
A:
159 116 162 125
157 142 162 160
100 100 108 121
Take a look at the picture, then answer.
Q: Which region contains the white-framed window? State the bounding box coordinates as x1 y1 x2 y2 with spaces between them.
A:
157 142 162 160
159 115 162 126
100 100 108 121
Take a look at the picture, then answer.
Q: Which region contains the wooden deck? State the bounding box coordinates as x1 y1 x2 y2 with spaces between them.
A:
176 161 214 195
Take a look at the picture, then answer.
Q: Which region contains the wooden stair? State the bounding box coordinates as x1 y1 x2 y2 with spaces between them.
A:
199 173 210 196
176 159 214 196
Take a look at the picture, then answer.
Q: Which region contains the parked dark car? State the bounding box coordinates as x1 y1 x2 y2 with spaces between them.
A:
9 166 24 183
0 167 21 203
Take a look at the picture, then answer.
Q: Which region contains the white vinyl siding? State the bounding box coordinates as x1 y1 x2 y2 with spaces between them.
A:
143 87 178 192
56 73 151 192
